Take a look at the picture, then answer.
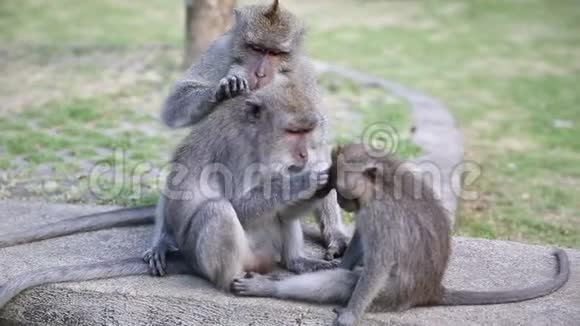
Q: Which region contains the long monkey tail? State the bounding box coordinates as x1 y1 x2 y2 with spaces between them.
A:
0 257 190 309
440 249 569 306
0 206 156 249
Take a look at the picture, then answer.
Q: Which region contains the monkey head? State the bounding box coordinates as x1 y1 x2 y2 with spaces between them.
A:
232 0 305 91
331 144 387 212
242 80 325 174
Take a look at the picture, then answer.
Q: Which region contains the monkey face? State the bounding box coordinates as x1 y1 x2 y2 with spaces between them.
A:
233 0 304 92
332 144 382 206
240 92 328 173
335 169 372 203
243 86 323 173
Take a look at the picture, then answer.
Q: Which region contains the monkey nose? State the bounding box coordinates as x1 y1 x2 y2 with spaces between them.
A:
255 71 266 78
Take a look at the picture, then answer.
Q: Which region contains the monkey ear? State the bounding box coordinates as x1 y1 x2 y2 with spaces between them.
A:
244 99 264 123
264 0 280 21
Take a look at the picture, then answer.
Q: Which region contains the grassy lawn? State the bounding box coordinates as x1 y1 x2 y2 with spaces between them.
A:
0 0 416 207
289 0 580 247
1 0 578 247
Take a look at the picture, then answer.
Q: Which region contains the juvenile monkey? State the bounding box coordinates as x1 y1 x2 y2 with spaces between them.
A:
0 77 340 308
0 0 349 259
232 143 570 326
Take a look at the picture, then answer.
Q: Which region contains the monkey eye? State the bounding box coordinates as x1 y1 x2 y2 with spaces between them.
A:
248 44 266 53
271 50 289 56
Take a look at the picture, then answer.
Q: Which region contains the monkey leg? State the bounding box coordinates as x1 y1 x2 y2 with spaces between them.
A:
280 219 340 273
232 269 359 304
181 199 254 291
340 230 364 270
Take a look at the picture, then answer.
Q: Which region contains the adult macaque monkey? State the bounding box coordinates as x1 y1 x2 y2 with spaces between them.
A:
162 0 312 129
0 0 349 260
233 144 570 326
0 77 341 307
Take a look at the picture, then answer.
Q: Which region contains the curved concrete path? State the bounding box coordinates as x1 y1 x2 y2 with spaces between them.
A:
314 61 464 221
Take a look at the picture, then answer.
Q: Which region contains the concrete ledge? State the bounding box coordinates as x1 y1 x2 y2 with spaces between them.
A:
1 201 578 325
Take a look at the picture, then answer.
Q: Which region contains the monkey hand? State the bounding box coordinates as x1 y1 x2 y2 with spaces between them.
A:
214 74 250 102
333 307 357 326
324 231 350 260
291 170 329 201
143 244 173 277
313 168 334 199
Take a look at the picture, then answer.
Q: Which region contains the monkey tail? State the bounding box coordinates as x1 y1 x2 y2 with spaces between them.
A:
0 256 190 309
0 206 156 248
439 249 569 306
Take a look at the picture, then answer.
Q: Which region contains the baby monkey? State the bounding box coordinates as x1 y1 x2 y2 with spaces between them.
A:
233 143 570 326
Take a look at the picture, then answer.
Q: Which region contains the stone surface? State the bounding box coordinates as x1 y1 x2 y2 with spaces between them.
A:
1 200 579 325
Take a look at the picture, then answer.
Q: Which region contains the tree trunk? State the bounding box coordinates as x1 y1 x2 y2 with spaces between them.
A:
183 0 236 68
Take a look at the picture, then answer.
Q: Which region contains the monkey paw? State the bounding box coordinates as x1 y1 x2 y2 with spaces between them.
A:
324 231 350 260
143 246 168 277
293 170 330 201
333 307 357 326
215 74 249 101
231 272 275 297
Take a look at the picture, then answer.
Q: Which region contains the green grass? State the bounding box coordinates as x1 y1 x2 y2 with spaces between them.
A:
0 13 415 208
0 75 414 206
0 0 182 47
1 0 578 247
284 0 580 247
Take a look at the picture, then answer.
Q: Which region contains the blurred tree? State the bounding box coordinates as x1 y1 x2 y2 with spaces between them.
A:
184 0 236 67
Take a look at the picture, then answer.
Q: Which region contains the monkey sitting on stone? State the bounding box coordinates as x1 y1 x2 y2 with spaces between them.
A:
0 0 350 265
232 143 570 326
0 76 340 308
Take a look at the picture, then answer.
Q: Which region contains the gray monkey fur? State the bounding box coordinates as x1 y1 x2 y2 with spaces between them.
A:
0 0 348 259
0 75 343 308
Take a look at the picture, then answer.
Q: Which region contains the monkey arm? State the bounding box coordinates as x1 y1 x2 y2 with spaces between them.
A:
231 171 321 224
161 79 218 128
162 34 241 129
143 221 179 277
142 196 180 276
314 190 350 259
340 230 363 270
